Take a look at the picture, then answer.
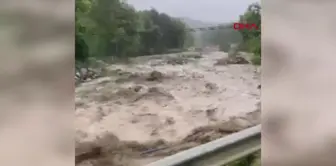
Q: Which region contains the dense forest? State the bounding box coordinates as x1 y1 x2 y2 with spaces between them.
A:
75 0 260 65
75 0 193 63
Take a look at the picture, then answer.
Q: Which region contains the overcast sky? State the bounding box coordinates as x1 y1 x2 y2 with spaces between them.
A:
126 0 258 23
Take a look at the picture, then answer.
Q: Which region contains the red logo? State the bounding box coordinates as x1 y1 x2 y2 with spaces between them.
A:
233 23 259 30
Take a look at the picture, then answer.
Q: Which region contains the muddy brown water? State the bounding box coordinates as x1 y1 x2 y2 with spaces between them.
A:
75 51 260 166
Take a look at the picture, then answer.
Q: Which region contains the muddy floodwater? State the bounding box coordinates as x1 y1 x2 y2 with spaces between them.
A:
75 51 260 166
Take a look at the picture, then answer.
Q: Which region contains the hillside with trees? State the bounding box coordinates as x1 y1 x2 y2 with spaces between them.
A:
75 0 191 64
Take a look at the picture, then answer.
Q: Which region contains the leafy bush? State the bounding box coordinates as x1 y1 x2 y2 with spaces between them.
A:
247 37 261 65
228 152 260 166
251 55 261 65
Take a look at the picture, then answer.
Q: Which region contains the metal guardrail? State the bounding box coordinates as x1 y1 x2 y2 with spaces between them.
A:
146 124 261 166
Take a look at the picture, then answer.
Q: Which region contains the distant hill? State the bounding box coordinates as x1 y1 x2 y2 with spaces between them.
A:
178 17 241 50
179 17 230 29
179 17 219 28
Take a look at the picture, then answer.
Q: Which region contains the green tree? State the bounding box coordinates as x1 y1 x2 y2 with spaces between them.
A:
137 9 189 55
75 0 92 62
88 0 140 58
238 2 261 65
75 0 191 64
